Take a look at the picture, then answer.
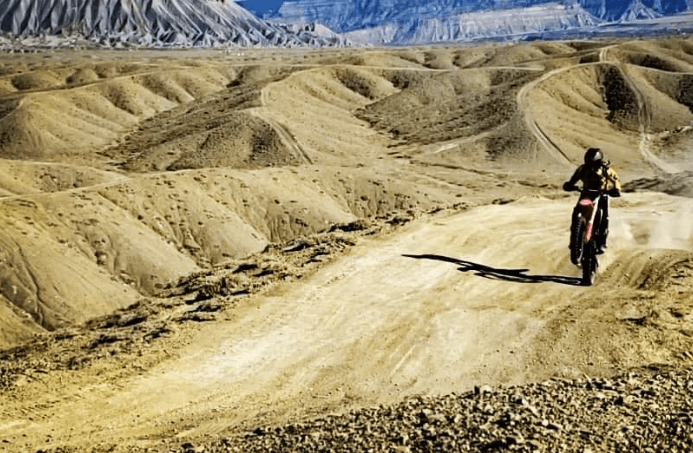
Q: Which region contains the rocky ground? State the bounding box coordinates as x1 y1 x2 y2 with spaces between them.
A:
215 368 693 453
35 367 693 452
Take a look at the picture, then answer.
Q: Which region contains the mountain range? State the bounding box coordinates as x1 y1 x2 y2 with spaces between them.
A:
0 0 691 48
268 0 693 44
269 0 690 28
0 0 349 47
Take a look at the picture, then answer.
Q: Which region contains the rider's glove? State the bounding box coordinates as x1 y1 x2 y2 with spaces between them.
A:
607 188 621 197
562 181 576 192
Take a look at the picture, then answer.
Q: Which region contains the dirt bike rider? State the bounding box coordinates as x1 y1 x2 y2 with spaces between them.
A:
563 148 621 259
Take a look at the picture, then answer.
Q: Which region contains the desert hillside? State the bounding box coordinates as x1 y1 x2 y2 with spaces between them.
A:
0 39 692 452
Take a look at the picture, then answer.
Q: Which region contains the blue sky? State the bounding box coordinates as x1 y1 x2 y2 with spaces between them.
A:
238 0 285 17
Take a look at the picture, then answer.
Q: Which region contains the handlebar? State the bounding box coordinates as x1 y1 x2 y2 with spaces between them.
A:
563 183 620 197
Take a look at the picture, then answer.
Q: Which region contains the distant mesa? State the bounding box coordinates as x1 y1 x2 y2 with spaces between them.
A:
0 0 350 48
0 0 691 48
270 0 689 31
267 0 692 45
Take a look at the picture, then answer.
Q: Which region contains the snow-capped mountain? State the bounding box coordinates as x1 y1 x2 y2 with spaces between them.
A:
0 0 350 47
268 0 690 44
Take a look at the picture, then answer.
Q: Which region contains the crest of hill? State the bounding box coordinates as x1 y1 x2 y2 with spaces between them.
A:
0 0 350 47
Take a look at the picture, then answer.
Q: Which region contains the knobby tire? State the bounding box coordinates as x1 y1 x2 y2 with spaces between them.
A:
581 240 597 286
570 215 584 265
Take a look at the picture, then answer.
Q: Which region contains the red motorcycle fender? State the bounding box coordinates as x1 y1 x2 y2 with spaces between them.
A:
575 198 596 242
575 199 595 220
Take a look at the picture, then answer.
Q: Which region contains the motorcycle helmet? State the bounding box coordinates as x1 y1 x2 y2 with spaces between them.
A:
584 147 603 167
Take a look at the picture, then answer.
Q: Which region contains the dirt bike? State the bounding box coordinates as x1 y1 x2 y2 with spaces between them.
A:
566 187 608 286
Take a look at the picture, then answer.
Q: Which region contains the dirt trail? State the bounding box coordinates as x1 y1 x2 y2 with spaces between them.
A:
517 67 573 166
3 192 690 451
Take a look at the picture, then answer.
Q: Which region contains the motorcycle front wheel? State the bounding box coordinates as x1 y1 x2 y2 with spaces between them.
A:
570 215 585 265
581 240 598 286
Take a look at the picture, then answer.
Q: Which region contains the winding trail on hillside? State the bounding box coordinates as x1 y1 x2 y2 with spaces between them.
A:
608 64 679 174
517 67 573 166
600 45 678 174
519 44 683 173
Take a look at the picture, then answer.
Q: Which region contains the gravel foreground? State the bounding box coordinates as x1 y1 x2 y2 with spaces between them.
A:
164 367 693 453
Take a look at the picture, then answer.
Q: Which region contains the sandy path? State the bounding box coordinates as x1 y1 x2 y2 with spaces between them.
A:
2 192 691 450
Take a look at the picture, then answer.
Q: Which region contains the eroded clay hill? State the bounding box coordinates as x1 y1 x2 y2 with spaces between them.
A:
0 40 691 349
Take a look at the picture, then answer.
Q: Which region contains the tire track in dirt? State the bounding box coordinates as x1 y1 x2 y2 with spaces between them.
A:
517 67 574 166
249 108 314 165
